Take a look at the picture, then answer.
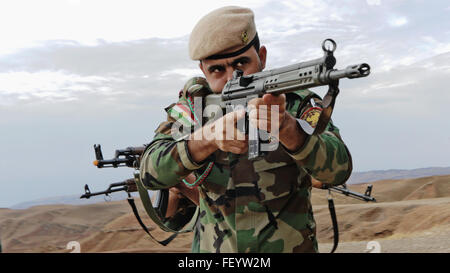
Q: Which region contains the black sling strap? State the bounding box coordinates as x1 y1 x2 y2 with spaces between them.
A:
127 197 178 246
327 192 339 253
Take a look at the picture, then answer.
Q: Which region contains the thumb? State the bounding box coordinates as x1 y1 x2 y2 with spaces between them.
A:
263 93 284 105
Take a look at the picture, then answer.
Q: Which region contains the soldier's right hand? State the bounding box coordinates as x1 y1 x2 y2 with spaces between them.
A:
188 109 248 163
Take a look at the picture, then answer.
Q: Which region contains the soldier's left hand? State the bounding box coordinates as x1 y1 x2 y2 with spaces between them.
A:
248 94 287 133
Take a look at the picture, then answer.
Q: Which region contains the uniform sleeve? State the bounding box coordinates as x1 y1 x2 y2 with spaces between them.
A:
139 78 212 190
282 90 353 186
139 134 206 190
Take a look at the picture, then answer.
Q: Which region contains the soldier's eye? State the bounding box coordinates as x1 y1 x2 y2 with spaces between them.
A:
232 57 250 68
209 66 225 74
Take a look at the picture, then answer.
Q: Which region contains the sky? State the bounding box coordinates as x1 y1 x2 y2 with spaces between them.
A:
0 0 449 207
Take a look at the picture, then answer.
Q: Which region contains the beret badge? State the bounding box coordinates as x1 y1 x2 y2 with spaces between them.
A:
241 30 249 44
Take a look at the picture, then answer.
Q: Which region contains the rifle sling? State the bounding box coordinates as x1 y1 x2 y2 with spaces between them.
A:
328 195 339 253
299 81 340 136
132 172 199 245
127 197 177 246
131 175 340 251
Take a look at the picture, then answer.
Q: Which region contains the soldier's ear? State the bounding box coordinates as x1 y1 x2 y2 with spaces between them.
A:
258 46 267 70
199 61 206 75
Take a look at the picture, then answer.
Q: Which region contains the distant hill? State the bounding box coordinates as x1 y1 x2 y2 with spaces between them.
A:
312 174 450 205
346 167 450 184
9 192 141 210
1 175 450 253
9 166 450 209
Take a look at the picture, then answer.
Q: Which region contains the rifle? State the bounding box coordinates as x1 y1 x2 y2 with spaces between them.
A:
92 144 145 168
318 183 375 253
325 184 376 202
81 144 198 246
80 144 170 219
82 144 376 204
80 178 137 199
204 38 370 160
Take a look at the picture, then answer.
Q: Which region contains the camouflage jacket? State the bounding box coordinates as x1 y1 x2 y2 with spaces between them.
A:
139 77 352 253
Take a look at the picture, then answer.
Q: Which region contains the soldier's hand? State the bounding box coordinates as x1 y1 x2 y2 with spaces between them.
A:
165 187 183 218
208 109 248 154
248 94 287 133
188 109 247 162
311 178 324 189
175 174 200 205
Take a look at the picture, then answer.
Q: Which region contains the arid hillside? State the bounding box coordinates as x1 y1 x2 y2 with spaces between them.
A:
1 175 449 253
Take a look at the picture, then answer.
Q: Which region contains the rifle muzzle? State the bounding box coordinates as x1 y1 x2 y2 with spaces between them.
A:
329 63 371 80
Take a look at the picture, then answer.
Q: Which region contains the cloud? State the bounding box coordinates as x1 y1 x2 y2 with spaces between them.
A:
1 0 448 106
1 0 450 207
366 0 381 6
420 36 450 55
389 16 408 27
339 51 450 116
0 70 119 105
0 38 200 106
0 0 272 57
159 68 203 82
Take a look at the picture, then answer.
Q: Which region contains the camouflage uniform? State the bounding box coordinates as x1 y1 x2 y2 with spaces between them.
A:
140 77 352 253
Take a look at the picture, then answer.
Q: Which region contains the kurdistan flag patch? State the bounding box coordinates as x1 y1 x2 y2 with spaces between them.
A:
167 103 197 128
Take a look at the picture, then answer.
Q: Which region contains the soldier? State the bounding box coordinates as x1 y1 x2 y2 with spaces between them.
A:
140 6 352 253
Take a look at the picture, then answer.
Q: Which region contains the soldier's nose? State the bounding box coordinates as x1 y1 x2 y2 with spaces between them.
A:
226 68 235 82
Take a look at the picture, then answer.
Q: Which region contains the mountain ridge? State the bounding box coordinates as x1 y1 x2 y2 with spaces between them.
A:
347 166 450 184
8 166 450 209
1 174 449 253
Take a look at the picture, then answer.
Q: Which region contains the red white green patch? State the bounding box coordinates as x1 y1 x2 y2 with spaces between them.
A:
167 103 197 127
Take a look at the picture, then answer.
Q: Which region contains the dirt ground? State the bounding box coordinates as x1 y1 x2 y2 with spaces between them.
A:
1 175 449 253
319 227 450 253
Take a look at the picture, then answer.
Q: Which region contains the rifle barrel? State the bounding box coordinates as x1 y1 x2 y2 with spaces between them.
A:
94 158 134 168
80 186 128 199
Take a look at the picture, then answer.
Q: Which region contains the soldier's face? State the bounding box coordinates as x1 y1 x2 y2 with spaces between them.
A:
199 46 267 93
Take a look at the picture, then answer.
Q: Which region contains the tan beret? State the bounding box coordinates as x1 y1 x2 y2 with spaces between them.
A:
189 6 257 60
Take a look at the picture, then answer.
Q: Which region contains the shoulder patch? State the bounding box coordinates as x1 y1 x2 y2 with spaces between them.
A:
300 107 322 129
166 103 198 128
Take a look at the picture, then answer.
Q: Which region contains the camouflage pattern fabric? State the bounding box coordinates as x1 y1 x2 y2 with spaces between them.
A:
139 77 352 253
